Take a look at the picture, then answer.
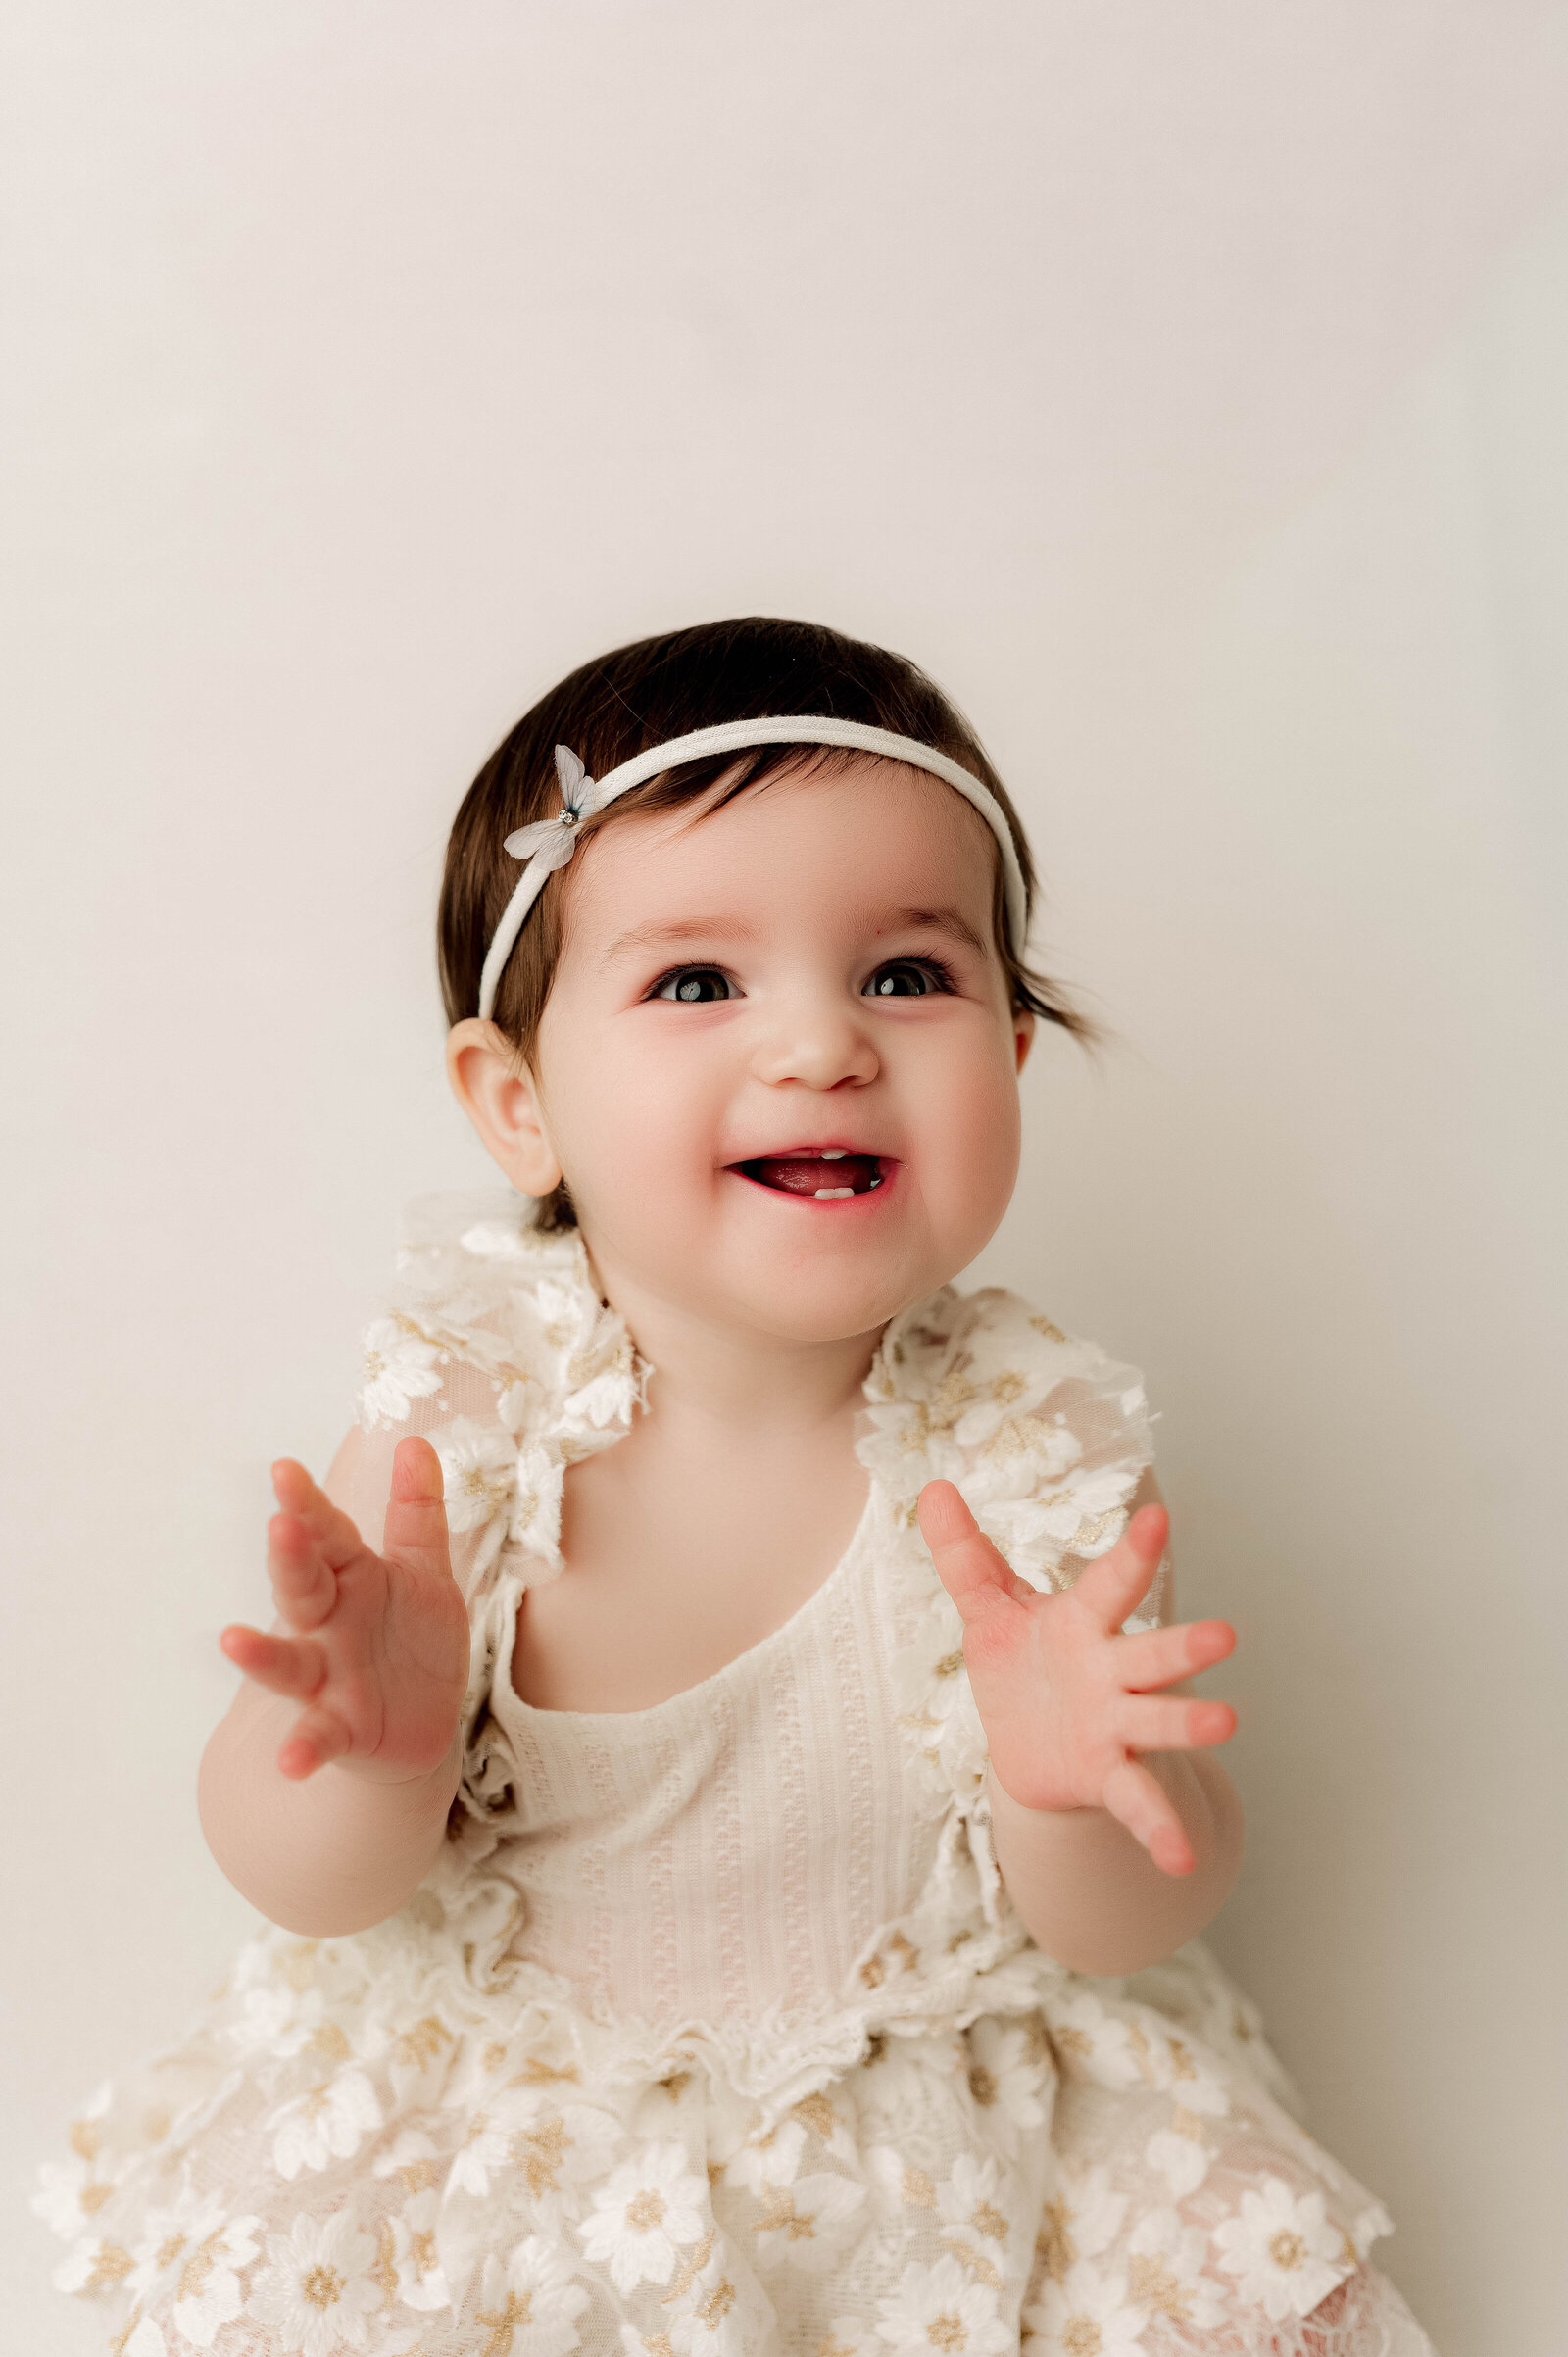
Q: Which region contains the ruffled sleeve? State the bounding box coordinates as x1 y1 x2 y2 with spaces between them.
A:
862 1284 1165 1927
350 1190 648 1880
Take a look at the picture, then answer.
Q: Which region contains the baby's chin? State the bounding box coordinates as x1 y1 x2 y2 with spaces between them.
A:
694 1252 955 1347
571 1191 1000 1346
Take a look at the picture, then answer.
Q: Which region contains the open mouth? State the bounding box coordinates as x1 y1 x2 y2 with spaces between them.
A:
730 1149 889 1200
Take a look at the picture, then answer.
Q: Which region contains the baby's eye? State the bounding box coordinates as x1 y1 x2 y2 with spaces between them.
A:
863 958 953 999
651 966 736 1004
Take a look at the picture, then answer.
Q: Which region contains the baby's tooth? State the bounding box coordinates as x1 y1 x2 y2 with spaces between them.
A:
814 1187 855 1200
820 1149 847 1159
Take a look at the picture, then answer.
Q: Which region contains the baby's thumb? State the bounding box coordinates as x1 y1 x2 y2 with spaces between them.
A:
916 1481 1014 1629
381 1437 453 1580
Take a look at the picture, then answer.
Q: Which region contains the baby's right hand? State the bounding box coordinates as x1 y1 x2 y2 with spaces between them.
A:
220 1438 470 1784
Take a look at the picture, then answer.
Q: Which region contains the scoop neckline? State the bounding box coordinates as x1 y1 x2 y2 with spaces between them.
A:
495 1480 879 1731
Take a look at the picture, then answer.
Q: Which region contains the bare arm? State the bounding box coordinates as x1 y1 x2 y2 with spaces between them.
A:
917 1474 1243 1979
197 1430 469 1937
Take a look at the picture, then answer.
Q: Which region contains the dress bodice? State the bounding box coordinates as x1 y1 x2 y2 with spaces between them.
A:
483 1493 946 2026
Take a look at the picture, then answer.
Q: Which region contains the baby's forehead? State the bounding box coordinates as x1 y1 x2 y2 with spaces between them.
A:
576 756 1001 929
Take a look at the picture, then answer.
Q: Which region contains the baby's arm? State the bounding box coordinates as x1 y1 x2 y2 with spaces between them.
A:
197 1431 469 1938
917 1474 1244 1978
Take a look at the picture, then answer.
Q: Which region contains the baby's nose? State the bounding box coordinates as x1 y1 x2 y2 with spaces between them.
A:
748 996 880 1091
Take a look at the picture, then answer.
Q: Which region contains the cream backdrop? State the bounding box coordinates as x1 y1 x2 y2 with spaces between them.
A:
3 6 1565 2351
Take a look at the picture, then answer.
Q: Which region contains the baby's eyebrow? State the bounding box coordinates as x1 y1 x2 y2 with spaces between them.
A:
879 906 989 957
599 906 990 968
599 915 762 967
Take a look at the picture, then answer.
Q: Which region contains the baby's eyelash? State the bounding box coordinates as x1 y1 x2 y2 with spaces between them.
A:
646 964 739 1004
644 955 959 1005
864 955 959 996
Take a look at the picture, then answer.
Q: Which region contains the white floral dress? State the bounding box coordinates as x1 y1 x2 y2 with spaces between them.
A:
36 1192 1434 2357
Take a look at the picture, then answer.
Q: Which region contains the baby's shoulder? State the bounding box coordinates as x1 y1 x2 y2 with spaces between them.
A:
860 1277 1156 1595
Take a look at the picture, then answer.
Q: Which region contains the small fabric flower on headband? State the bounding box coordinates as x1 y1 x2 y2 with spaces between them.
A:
502 746 612 880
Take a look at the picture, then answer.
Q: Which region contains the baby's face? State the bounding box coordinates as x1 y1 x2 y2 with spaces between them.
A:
496 759 1032 1344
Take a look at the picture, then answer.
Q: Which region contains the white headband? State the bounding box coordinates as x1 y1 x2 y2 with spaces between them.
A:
476 715 1028 1022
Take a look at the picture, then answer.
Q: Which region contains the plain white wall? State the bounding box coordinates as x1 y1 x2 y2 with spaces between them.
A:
4 6 1564 2351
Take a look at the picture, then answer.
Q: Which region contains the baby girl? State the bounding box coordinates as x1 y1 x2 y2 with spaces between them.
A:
37 616 1434 2357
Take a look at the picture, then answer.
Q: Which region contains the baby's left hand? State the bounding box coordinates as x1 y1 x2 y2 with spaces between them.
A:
916 1483 1237 1876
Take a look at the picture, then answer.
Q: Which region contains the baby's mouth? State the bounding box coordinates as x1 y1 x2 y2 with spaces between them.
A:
732 1151 887 1200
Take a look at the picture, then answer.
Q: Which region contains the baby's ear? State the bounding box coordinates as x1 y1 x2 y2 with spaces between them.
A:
1013 1007 1036 1074
445 1018 564 1197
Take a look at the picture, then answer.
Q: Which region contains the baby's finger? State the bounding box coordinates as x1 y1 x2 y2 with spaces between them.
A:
1102 1758 1197 1878
1116 1618 1237 1693
219 1624 326 1701
916 1482 1026 1632
266 1511 338 1631
1069 1507 1169 1634
381 1437 454 1581
270 1458 369 1576
275 1703 355 1781
1118 1694 1237 1755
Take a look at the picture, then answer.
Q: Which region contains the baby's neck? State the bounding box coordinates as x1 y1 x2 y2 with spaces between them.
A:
514 1246 881 1712
589 1252 886 1438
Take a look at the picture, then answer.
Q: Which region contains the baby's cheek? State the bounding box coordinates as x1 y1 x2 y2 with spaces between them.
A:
922 1056 1022 1242
563 1056 716 1219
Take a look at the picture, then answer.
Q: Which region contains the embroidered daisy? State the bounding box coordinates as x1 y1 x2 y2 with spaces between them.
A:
34 2164 115 2248
517 2103 623 2227
662 2234 754 2357
1025 2258 1149 2356
951 1361 1082 1463
122 2194 260 2346
788 2088 860 2165
1042 1996 1143 2091
269 2070 382 2179
667 2276 746 2355
938 2154 1012 2282
1143 2110 1211 2198
228 1981 323 2055
751 2173 866 2273
1124 2208 1223 2331
358 1318 446 1426
387 2188 450 2312
578 2143 709 2294
1153 2035 1228 2118
370 2125 446 2199
430 1418 517 1535
473 2238 590 2357
245 2210 381 2356
447 2106 516 2201
990 1462 1135 1562
894 1596 987 1791
32 2082 120 2240
964 2018 1052 2145
723 2118 807 2196
51 2235 137 2298
875 2253 1013 2356
507 1442 563 1567
448 2091 620 2227
1212 2178 1347 2321
866 2145 939 2215
1033 2165 1127 2283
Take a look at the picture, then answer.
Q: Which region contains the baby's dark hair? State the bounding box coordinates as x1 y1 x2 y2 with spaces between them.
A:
438 617 1089 1224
